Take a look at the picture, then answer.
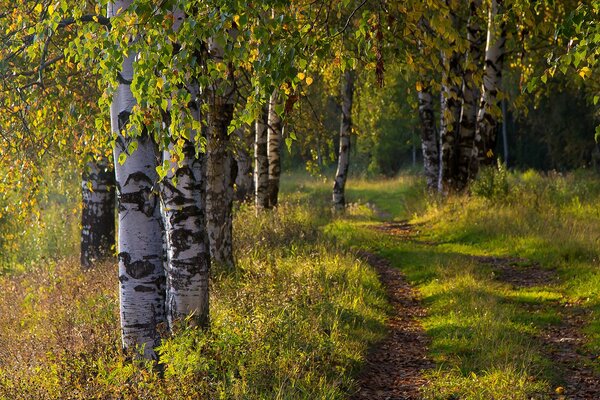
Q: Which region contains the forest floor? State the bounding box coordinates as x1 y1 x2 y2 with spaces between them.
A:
322 169 600 399
349 220 600 399
1 170 600 399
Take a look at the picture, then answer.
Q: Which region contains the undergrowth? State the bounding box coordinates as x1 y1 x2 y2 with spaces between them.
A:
0 178 388 399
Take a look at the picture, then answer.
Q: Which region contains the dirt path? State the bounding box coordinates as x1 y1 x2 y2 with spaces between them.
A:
350 249 434 399
352 221 600 400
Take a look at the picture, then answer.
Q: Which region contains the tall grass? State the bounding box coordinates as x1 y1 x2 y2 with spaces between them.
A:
0 171 388 399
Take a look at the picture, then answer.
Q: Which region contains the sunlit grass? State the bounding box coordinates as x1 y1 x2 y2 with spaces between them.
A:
0 173 389 398
323 168 600 398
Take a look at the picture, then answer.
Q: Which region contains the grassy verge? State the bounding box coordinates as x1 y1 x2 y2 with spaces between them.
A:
0 175 388 399
324 168 600 399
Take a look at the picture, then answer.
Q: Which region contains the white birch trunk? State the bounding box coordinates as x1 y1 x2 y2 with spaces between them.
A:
206 99 235 269
417 86 439 191
161 139 209 329
81 159 115 268
438 1 462 194
472 0 506 176
254 106 269 211
161 8 210 329
233 125 254 202
204 37 236 269
109 0 166 359
267 89 283 207
332 69 355 212
456 0 484 190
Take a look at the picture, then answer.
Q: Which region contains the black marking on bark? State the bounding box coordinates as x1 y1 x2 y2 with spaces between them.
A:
134 285 155 292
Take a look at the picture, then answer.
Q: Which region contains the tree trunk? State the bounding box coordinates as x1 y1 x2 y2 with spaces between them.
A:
81 159 115 268
161 139 210 329
109 0 166 359
417 85 439 191
455 0 484 191
267 90 283 207
160 8 211 329
472 0 506 176
332 69 355 212
233 125 254 202
438 1 462 194
254 106 269 211
502 98 509 165
206 98 235 270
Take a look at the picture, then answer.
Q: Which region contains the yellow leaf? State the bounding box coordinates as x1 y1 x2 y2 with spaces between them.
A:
555 387 564 395
48 4 55 15
35 3 43 13
297 72 306 80
486 149 494 158
157 79 164 89
305 76 313 86
234 15 240 25
416 81 423 92
579 66 591 79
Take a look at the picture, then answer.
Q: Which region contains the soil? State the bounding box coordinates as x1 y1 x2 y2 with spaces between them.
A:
350 251 434 399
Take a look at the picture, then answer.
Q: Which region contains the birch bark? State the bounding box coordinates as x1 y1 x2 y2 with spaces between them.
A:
456 0 484 190
233 125 254 202
81 159 115 268
254 106 269 211
161 9 210 328
206 95 235 269
472 0 506 176
417 85 439 192
332 69 355 212
109 0 166 359
267 89 282 207
438 1 463 194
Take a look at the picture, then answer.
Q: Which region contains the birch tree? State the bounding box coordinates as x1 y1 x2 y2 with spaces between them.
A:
472 0 507 176
205 36 236 270
456 0 484 190
332 69 355 212
80 159 115 268
233 125 254 202
109 0 166 359
417 85 439 191
267 90 283 208
438 0 463 194
254 108 270 211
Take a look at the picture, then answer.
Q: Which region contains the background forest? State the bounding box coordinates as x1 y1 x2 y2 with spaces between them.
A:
0 0 600 399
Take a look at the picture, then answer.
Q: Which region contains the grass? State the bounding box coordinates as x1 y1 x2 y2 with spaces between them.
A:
0 173 389 399
1 167 600 399
323 168 600 399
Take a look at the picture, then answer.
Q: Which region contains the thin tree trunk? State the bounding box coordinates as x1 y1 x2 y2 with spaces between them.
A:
332 69 355 211
81 159 115 268
417 85 439 191
109 0 166 359
455 0 484 191
472 0 507 176
254 106 269 211
502 98 509 165
438 1 462 194
161 8 210 329
233 125 254 202
206 97 235 270
267 89 283 208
